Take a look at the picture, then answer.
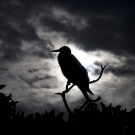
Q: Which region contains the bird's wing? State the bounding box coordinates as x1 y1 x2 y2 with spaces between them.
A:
70 54 88 75
58 53 89 84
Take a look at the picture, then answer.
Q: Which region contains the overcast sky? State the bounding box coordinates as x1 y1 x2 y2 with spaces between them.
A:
0 0 135 120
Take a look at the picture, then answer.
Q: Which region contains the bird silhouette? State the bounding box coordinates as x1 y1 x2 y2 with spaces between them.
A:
51 46 94 102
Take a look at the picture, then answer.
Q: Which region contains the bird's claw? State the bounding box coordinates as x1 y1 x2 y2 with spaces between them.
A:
63 89 69 93
100 65 106 69
97 96 101 101
67 81 71 86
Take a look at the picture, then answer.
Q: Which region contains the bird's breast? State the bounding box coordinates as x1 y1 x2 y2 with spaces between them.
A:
58 53 89 84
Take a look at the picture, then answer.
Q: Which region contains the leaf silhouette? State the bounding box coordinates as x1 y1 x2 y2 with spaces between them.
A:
0 85 6 90
25 113 34 119
35 112 41 119
6 93 12 102
9 101 18 107
45 110 48 115
101 102 107 112
56 112 64 119
20 111 24 118
48 109 55 118
0 93 7 102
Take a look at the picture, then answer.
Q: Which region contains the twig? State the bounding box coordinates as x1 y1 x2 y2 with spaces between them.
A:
78 95 101 110
61 65 106 91
55 83 73 115
89 65 106 84
55 65 106 114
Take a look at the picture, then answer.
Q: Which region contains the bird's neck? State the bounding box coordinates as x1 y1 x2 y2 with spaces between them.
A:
59 52 71 55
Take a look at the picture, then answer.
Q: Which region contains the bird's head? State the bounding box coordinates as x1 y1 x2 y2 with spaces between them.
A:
51 46 71 54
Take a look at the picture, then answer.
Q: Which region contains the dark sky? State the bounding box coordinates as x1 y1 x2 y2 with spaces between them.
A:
0 0 135 120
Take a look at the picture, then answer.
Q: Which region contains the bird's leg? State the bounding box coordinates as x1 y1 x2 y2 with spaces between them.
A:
55 90 73 115
65 81 71 92
86 96 101 103
89 65 106 84
67 80 71 86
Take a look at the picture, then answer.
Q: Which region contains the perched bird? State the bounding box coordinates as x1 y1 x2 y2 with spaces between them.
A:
51 46 94 102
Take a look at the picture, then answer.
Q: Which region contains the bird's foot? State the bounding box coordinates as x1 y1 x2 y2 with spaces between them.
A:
96 96 101 101
66 81 71 91
63 89 70 93
67 81 71 86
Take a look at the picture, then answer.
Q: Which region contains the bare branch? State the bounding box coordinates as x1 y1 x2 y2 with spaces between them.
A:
64 84 75 93
55 93 62 95
78 101 89 110
89 65 106 84
58 65 106 92
55 65 106 114
55 83 73 115
73 95 101 115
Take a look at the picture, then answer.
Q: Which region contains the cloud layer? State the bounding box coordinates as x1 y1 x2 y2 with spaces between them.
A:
0 0 135 119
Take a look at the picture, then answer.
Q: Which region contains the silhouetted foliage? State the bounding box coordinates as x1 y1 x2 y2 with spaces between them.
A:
0 84 6 90
0 85 135 134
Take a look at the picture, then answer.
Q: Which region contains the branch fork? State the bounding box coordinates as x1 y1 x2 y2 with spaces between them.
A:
55 65 106 115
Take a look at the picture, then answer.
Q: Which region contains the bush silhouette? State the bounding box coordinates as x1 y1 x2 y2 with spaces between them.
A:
0 84 134 134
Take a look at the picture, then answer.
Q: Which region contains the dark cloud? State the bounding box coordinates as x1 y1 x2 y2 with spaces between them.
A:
94 57 135 77
19 72 58 89
40 16 69 33
38 0 135 56
105 66 135 77
0 0 53 62
1 0 135 58
0 0 135 118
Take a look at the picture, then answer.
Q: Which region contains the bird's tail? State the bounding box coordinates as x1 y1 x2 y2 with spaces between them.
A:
87 89 94 95
81 89 101 103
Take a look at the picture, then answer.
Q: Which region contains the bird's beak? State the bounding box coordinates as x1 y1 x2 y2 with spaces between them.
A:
51 49 60 52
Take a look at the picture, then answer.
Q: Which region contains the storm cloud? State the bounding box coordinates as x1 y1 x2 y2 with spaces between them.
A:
0 0 135 119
